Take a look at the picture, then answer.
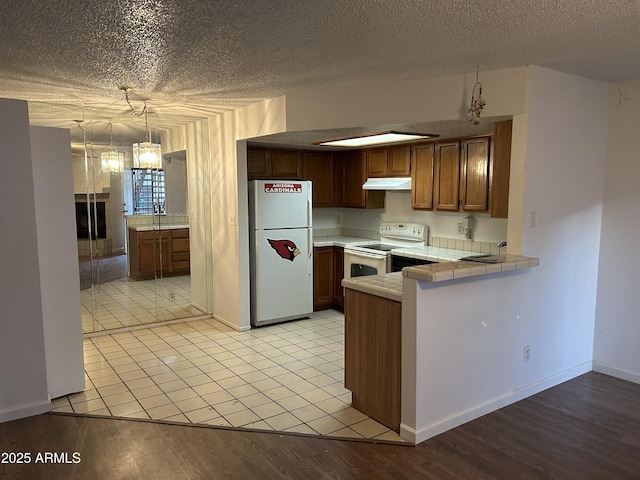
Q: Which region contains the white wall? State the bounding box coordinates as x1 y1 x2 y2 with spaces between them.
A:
0 99 50 422
400 66 610 444
593 80 640 383
209 97 287 330
30 126 85 399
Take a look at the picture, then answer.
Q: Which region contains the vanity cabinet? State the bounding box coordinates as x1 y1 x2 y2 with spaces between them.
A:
128 228 190 280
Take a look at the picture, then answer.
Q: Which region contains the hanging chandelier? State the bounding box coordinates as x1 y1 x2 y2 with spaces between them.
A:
121 87 162 169
466 65 486 125
100 121 124 173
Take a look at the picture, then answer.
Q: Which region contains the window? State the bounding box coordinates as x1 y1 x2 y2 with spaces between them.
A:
132 168 166 214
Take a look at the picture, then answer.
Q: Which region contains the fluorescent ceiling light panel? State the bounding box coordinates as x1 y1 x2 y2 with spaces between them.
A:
314 131 437 147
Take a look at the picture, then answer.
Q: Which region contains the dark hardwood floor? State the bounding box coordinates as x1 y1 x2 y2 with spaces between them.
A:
1 372 639 479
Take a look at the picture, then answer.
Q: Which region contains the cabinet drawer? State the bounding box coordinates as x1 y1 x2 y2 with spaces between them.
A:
137 230 170 240
171 228 189 239
172 252 190 262
172 238 190 252
172 260 190 271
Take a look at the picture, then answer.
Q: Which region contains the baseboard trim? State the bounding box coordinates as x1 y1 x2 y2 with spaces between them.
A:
402 361 592 445
212 314 251 332
593 363 640 384
0 399 51 424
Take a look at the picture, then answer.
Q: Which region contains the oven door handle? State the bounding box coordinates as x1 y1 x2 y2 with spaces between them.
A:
344 250 385 261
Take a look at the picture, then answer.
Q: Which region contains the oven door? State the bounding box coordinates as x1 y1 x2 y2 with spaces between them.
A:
344 249 388 279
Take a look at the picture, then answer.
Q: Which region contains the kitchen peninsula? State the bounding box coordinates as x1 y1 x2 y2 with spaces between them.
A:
342 255 539 442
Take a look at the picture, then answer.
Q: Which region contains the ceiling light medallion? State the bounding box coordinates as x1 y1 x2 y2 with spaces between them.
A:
467 66 486 125
121 87 162 169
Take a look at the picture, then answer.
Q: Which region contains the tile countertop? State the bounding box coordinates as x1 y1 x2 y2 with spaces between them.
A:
128 224 190 231
313 236 378 247
403 255 539 283
341 272 403 302
342 255 539 301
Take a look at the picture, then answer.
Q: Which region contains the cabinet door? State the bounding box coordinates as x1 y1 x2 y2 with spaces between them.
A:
302 152 333 207
460 137 490 212
490 120 512 218
411 143 434 209
343 150 385 209
138 235 171 276
271 150 302 179
343 150 368 207
332 247 344 308
367 148 388 177
247 147 271 179
332 154 344 207
388 145 411 176
433 141 460 211
313 247 334 311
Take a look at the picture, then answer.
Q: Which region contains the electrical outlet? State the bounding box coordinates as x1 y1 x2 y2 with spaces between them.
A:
169 291 175 302
457 223 464 234
524 345 530 362
528 211 536 228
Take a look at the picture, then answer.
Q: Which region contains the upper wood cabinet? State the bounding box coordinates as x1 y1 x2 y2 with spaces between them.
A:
343 150 385 209
366 146 411 177
247 147 271 179
459 137 490 212
367 148 388 177
432 137 491 213
271 150 303 179
411 143 434 209
490 120 512 218
388 145 411 176
302 151 334 208
247 147 302 179
433 141 461 211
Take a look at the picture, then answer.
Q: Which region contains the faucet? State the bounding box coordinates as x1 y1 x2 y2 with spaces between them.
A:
497 241 507 255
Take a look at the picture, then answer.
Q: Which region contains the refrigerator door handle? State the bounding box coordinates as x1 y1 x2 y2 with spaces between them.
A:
308 228 312 276
307 185 312 228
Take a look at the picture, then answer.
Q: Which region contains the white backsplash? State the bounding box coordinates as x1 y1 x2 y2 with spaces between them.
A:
313 191 507 246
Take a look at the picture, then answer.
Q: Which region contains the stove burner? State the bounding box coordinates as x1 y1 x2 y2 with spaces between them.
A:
354 243 396 252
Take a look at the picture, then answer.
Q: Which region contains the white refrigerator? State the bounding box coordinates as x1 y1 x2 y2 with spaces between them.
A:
249 180 313 327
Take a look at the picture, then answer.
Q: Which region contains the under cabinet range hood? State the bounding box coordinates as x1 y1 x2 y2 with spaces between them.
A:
362 177 412 190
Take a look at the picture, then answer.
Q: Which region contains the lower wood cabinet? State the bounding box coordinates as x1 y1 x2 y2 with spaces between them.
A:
313 246 344 311
344 288 401 431
128 228 190 280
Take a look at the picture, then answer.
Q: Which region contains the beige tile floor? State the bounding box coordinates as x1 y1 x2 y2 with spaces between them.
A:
53 310 405 442
81 275 204 333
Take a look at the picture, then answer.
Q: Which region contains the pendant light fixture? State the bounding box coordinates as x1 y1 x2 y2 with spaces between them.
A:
466 65 486 125
100 122 124 173
121 86 162 169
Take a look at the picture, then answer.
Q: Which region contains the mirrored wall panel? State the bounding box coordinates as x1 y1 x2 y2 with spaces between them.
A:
28 101 211 334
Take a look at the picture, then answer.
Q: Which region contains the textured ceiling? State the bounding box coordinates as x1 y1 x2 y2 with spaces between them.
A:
2 0 639 146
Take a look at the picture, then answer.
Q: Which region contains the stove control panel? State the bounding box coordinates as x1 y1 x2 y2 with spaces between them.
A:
379 222 427 242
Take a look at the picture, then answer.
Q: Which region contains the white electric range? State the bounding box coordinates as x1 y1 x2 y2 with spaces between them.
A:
343 222 428 279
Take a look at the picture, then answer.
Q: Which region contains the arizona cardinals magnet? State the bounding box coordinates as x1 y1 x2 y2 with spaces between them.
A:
267 238 301 262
